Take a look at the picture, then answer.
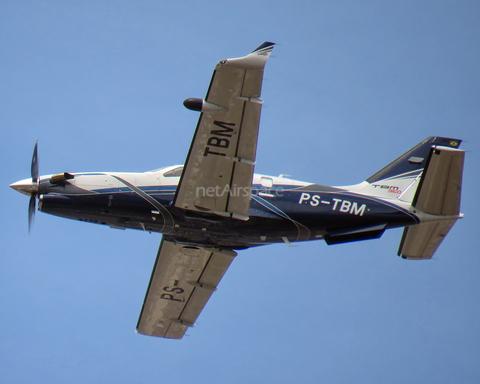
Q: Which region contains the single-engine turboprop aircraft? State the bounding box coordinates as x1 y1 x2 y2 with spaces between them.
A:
10 42 465 339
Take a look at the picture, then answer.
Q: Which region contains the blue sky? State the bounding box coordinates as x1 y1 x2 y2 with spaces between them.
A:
1 1 479 383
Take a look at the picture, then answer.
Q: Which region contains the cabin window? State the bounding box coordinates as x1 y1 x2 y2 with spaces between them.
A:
261 177 273 188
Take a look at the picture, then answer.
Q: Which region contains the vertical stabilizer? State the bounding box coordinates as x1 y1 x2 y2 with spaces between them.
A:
358 137 462 203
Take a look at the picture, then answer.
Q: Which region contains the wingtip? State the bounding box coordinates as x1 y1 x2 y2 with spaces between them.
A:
252 42 276 53
221 42 275 69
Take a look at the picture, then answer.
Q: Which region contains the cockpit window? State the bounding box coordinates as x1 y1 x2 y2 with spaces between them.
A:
163 167 183 177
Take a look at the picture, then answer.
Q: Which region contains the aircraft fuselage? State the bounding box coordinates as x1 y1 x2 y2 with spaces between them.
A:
33 166 417 249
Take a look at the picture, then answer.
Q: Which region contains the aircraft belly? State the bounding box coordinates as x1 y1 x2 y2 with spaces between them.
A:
168 215 303 248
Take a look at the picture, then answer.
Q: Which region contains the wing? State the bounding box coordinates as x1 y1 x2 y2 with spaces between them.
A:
174 42 275 221
136 237 237 339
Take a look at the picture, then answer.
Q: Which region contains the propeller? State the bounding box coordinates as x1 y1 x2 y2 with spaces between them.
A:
28 140 39 231
10 140 42 231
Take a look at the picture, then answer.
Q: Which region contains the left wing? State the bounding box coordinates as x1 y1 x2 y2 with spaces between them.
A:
174 42 275 221
137 237 236 339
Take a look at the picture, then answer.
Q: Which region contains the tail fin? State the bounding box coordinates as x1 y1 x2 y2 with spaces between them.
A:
353 137 465 260
359 137 462 203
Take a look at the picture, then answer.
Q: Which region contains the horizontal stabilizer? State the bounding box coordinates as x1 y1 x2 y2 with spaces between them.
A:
398 145 465 260
412 146 465 215
397 219 457 259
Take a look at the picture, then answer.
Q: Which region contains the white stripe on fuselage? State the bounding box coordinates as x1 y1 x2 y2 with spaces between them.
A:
67 165 312 193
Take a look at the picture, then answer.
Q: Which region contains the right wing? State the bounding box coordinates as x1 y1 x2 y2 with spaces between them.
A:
174 42 275 221
137 237 237 339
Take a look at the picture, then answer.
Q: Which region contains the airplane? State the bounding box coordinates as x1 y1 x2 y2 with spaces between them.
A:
10 42 465 339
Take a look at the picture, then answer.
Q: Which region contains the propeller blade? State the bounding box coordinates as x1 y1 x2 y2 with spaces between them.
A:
31 140 39 183
29 140 39 232
28 194 36 232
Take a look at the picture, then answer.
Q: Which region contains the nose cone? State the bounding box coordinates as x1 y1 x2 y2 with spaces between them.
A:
10 178 38 196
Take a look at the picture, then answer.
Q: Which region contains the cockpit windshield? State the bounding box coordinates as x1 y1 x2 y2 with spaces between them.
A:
163 166 183 177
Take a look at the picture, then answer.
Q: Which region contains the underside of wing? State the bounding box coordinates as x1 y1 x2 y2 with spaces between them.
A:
137 237 237 339
174 42 275 221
